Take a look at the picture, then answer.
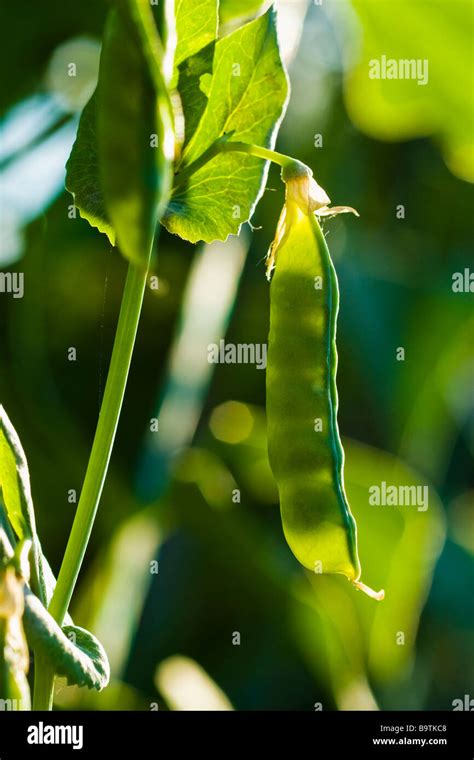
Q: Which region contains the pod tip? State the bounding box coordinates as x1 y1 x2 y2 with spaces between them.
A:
352 579 385 601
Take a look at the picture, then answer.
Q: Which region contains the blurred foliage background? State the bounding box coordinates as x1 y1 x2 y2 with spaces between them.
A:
0 0 473 710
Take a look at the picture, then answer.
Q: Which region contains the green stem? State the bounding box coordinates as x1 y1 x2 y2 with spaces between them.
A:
31 0 175 713
220 141 297 167
32 655 54 710
32 255 151 710
173 139 304 190
49 258 151 625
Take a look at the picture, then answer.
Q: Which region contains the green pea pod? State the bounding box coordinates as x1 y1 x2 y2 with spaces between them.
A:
266 167 383 600
97 3 174 266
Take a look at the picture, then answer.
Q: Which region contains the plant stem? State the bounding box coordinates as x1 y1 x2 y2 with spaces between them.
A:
31 0 175 713
32 655 54 710
173 139 303 189
49 258 151 625
220 141 297 167
32 254 151 710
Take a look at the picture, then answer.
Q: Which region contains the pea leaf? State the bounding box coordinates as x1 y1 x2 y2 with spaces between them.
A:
0 407 72 620
23 589 110 691
163 8 289 243
183 8 287 168
172 1 218 148
219 0 265 24
65 92 116 246
177 42 215 147
97 8 162 265
0 406 36 541
174 0 218 68
0 504 16 551
0 406 46 606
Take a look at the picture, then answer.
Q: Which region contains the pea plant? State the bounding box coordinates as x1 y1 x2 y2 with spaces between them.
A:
0 0 383 712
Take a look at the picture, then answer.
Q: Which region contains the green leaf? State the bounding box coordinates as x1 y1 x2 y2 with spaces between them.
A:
163 8 289 243
0 406 71 618
97 8 162 265
176 42 215 146
199 72 212 97
0 406 36 541
219 0 265 24
23 589 109 691
0 521 15 561
174 0 218 68
65 92 116 246
0 406 46 605
172 1 218 148
182 8 287 168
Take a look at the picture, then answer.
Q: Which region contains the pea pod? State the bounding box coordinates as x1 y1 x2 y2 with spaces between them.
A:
266 166 383 600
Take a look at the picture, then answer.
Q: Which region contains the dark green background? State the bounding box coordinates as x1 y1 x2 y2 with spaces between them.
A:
1 0 472 710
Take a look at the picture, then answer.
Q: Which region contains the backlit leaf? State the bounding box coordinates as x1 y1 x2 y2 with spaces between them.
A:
177 42 215 147
0 407 72 620
65 92 115 246
163 8 289 243
23 589 109 691
174 0 218 68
